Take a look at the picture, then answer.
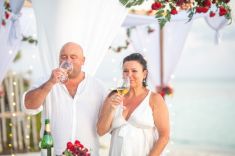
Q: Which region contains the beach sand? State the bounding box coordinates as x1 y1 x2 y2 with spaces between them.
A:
99 144 235 156
166 144 235 156
2 144 234 156
101 144 235 156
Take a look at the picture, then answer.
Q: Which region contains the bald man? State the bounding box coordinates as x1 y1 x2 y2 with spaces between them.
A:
23 42 106 155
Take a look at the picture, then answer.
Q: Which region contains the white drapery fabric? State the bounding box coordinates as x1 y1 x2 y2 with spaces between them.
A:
205 16 228 44
0 3 229 84
128 21 192 90
123 11 227 89
0 0 25 83
128 24 161 90
0 1 4 22
31 0 128 76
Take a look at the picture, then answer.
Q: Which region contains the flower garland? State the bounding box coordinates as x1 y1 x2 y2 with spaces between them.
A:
109 26 155 53
22 35 38 45
109 40 130 53
120 0 232 28
1 0 11 27
157 85 174 97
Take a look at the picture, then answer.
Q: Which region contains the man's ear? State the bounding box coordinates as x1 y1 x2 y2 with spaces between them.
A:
82 56 85 65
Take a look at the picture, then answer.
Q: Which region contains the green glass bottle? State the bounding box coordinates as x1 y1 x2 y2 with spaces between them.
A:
41 119 54 156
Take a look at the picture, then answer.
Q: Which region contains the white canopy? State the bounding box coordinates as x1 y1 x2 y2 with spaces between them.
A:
0 1 229 86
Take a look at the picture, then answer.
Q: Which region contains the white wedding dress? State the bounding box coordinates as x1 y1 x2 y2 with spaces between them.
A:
109 91 159 156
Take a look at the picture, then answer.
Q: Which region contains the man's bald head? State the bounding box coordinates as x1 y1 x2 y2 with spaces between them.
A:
60 42 84 56
59 42 85 77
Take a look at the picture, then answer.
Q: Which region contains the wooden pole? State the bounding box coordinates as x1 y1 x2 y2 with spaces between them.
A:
4 74 18 151
0 96 4 153
0 83 7 151
160 28 164 90
14 76 23 151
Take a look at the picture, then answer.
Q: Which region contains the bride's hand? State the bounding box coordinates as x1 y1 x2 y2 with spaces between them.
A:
107 93 123 109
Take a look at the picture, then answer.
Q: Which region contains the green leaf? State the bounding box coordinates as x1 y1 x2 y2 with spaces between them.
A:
127 28 131 37
13 51 21 63
158 19 167 29
165 11 171 21
119 0 145 8
63 150 73 156
119 0 129 6
157 9 164 15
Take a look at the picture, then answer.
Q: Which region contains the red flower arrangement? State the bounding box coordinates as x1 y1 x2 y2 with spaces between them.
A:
1 0 11 27
157 85 174 97
63 140 90 156
120 0 232 28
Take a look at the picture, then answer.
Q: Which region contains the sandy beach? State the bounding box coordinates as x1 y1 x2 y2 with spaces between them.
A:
167 144 235 156
5 144 234 156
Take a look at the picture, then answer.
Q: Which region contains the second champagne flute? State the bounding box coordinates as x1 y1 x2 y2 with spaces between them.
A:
116 77 130 108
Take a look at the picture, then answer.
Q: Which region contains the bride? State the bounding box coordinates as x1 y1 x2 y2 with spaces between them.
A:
97 53 170 156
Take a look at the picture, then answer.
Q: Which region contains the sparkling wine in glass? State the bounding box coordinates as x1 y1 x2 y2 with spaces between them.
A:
117 86 129 95
116 77 130 108
59 60 73 83
117 77 130 95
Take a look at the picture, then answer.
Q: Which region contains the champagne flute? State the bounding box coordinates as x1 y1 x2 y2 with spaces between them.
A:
116 77 130 109
59 60 73 83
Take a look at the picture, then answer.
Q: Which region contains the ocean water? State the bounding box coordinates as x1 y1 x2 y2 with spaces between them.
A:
167 80 235 151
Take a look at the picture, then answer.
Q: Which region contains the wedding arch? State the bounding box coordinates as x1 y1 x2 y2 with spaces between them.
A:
0 0 231 85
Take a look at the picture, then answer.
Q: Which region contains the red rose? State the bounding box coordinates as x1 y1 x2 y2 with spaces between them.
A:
5 12 10 19
1 20 6 26
196 7 202 13
151 2 162 10
176 0 185 6
79 144 84 148
67 142 73 150
74 140 81 146
160 92 165 97
170 9 178 15
203 0 211 8
222 0 230 3
201 7 209 13
209 11 216 17
196 6 209 13
219 6 227 16
64 140 90 155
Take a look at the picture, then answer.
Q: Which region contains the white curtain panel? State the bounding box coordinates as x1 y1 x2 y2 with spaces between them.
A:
129 20 192 90
31 0 127 76
0 0 4 22
163 20 192 84
126 12 228 89
0 0 25 83
122 14 157 27
129 24 161 91
204 16 228 44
